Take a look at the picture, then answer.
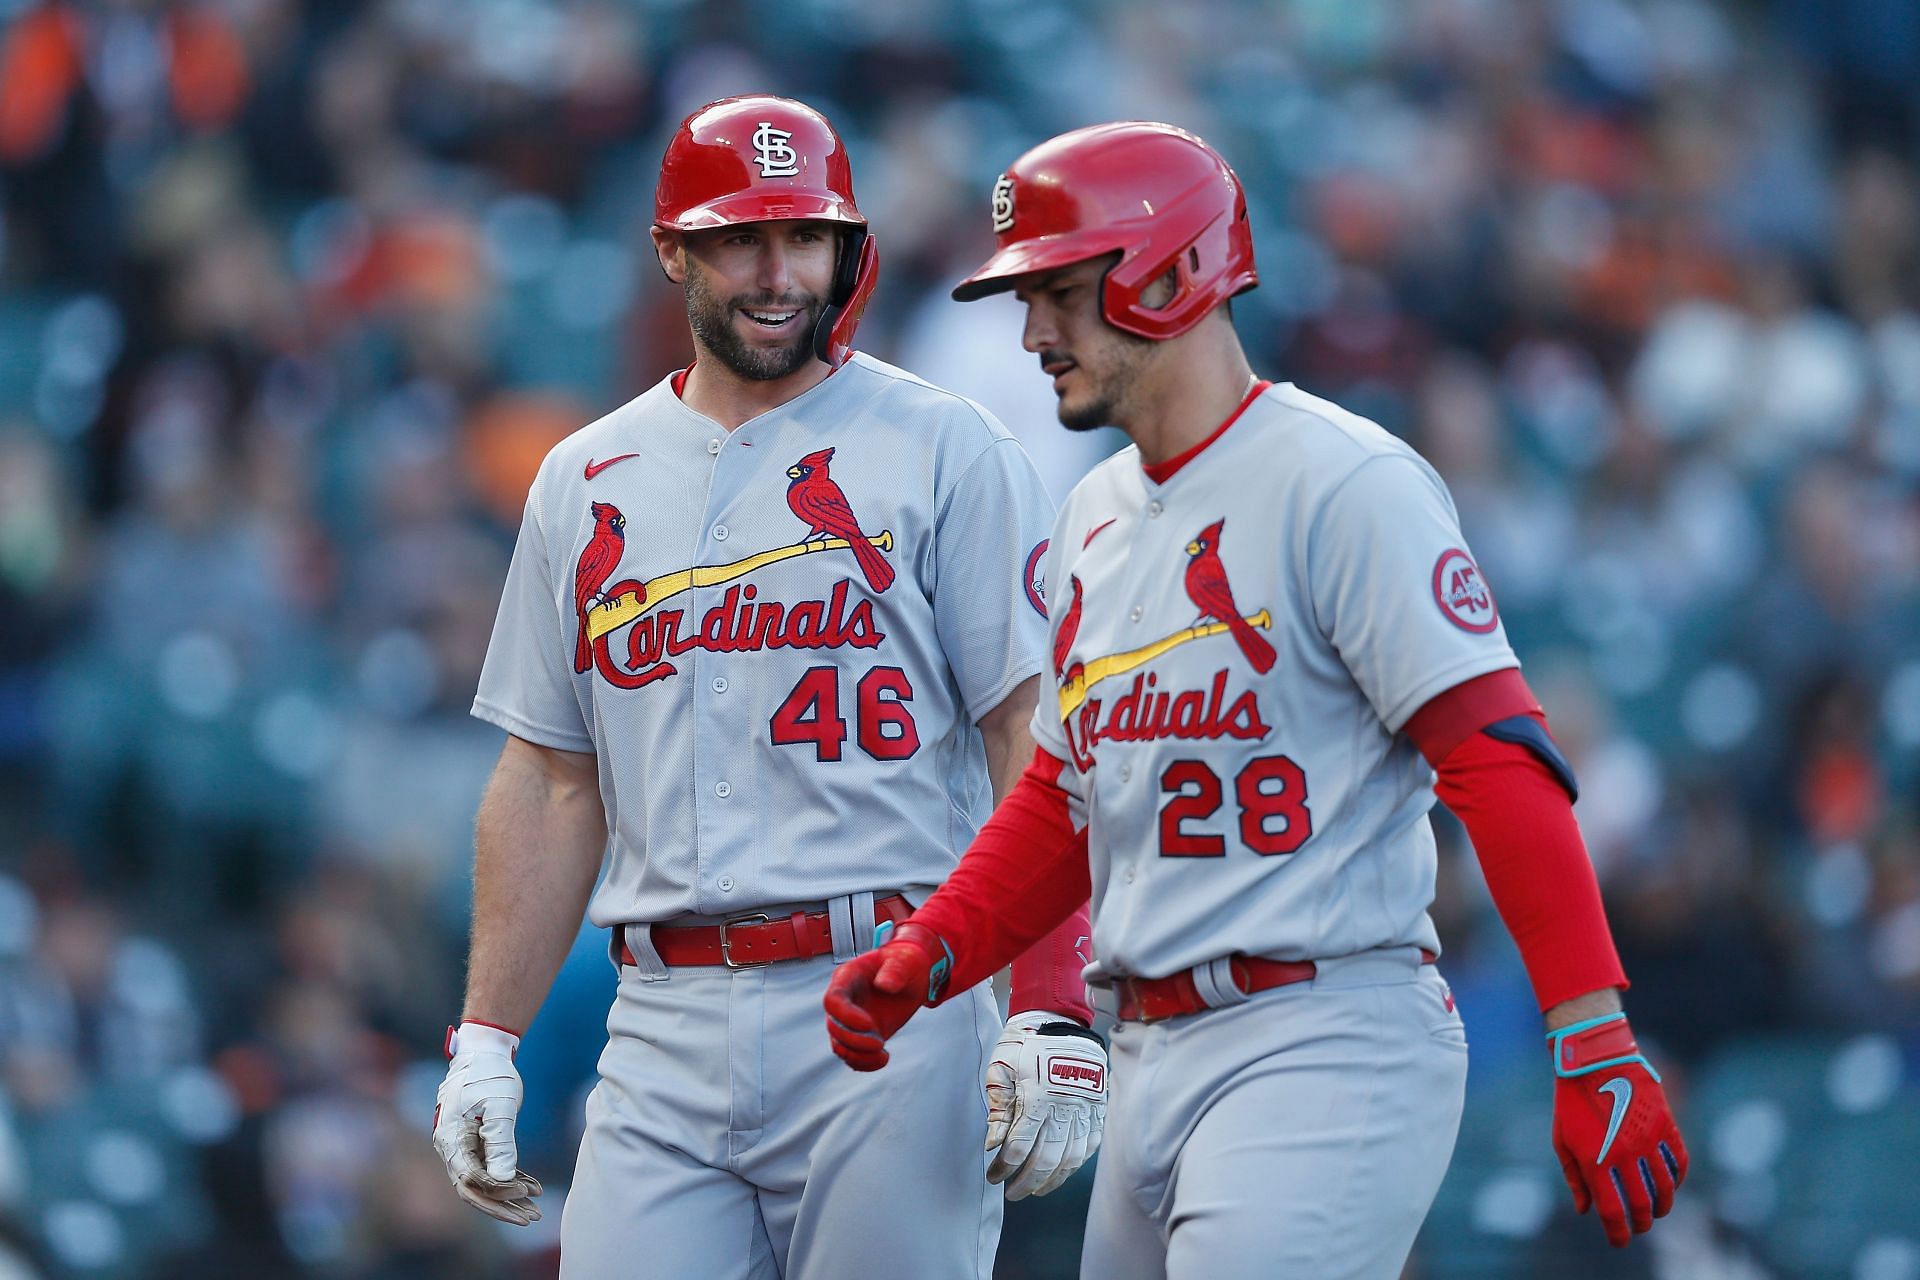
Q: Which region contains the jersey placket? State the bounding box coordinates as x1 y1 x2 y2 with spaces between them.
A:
1081 487 1167 956
688 426 737 917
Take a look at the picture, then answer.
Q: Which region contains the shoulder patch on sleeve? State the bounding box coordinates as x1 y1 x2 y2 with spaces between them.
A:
1025 538 1050 618
1431 548 1499 634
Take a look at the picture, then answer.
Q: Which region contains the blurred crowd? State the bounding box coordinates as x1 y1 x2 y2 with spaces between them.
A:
1 0 1917 1276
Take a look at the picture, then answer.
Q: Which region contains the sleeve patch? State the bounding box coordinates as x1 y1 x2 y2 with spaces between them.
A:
1025 538 1050 618
1431 548 1499 634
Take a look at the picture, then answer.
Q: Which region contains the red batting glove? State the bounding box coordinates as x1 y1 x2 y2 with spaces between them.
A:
823 921 954 1072
1548 1013 1689 1248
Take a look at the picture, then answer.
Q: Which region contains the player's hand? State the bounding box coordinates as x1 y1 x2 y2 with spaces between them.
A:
985 1011 1107 1199
431 1021 544 1226
823 922 954 1071
1547 1013 1687 1247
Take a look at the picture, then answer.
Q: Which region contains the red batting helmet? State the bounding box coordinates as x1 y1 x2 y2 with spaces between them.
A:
655 95 879 367
952 121 1257 341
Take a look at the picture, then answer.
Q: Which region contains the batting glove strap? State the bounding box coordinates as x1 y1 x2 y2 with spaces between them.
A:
1547 1012 1661 1081
445 1020 521 1061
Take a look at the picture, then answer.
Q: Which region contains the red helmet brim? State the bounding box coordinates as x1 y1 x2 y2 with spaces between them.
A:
657 190 865 232
951 229 1132 302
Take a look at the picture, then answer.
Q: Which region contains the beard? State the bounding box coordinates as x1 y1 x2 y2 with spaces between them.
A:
1059 394 1116 433
1052 333 1154 432
685 265 825 382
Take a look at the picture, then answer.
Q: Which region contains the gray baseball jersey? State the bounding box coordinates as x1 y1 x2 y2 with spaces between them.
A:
1032 380 1519 983
472 352 1054 925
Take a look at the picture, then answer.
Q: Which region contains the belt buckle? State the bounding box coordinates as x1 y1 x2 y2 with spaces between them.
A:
718 914 773 968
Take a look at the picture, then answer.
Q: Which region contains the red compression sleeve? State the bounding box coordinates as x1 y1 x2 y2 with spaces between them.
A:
1009 902 1094 1025
910 748 1092 1002
1422 700 1628 1012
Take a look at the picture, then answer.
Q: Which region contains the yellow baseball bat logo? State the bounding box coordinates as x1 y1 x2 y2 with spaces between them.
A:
586 532 894 643
1058 610 1273 720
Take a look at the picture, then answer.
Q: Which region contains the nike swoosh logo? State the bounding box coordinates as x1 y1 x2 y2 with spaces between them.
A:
584 453 641 480
1596 1077 1632 1164
1083 518 1117 548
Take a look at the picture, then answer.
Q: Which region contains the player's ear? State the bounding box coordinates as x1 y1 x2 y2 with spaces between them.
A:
651 227 686 285
1139 265 1180 311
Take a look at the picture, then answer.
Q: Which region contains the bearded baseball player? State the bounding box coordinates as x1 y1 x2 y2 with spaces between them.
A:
823 121 1689 1278
433 95 1105 1278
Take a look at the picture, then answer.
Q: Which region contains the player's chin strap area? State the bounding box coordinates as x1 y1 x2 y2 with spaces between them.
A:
813 231 879 367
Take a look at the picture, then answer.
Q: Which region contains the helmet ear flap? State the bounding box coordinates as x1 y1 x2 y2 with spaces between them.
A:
1093 248 1181 334
1103 222 1213 337
814 230 879 367
1101 199 1252 339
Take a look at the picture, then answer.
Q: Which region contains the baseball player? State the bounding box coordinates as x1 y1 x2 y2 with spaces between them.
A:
824 122 1690 1278
432 96 1106 1279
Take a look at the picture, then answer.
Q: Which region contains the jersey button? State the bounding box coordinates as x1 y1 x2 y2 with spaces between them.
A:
1130 605 1144 622
708 438 722 455
1148 501 1164 517
717 876 735 892
711 676 728 693
714 780 732 798
1119 765 1132 783
713 524 729 542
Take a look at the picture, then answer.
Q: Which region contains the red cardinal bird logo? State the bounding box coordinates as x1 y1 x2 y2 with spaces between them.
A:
1053 574 1084 679
785 447 895 595
1183 519 1276 674
574 501 628 672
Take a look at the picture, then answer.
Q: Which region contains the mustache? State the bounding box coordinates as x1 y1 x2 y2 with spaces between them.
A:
1039 349 1075 372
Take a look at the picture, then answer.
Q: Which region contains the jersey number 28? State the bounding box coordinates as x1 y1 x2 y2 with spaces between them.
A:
1159 756 1311 857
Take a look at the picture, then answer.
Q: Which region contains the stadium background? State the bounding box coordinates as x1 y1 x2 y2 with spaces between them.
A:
1 0 1918 1275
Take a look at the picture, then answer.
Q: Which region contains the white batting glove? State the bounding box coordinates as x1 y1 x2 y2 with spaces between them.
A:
431 1021 544 1226
985 1011 1108 1200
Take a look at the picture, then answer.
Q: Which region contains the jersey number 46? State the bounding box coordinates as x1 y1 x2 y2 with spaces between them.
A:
769 665 920 762
1159 756 1311 857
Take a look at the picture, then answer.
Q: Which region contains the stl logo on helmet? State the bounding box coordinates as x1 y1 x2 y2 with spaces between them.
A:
991 174 1016 233
1431 548 1498 634
752 122 800 178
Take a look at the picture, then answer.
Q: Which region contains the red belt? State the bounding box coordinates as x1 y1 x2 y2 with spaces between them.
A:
1115 949 1437 1023
622 895 915 969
